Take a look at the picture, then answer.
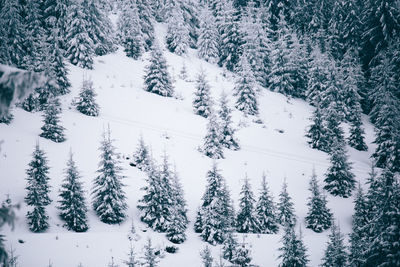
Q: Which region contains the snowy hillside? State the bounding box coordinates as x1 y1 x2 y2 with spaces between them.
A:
0 22 377 267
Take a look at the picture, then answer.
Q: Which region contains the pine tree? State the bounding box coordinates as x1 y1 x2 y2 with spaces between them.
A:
364 169 400 266
82 0 115 56
197 6 219 63
218 92 239 150
256 173 279 234
117 0 144 59
236 175 259 233
65 2 94 69
232 239 252 267
124 242 139 267
42 0 70 46
193 70 213 118
348 113 368 152
137 158 167 232
25 143 52 232
158 152 174 232
58 151 88 232
305 168 332 232
278 224 309 267
136 0 155 51
200 246 213 267
324 140 356 198
348 183 369 266
40 97 66 143
142 238 158 267
222 231 238 262
143 43 174 97
92 127 127 224
75 79 100 116
203 112 224 159
131 136 151 171
166 9 190 55
277 179 296 227
0 110 13 125
234 55 258 116
217 0 242 71
321 221 348 267
306 101 329 152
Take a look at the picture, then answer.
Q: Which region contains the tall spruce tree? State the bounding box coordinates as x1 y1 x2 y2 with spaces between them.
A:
132 135 151 171
305 169 333 232
321 221 348 266
197 6 219 63
166 9 190 55
305 100 329 152
324 139 356 198
223 231 238 262
348 183 369 266
200 246 213 267
65 2 94 69
40 97 66 143
236 175 259 233
203 111 224 159
193 70 213 118
136 0 155 51
218 92 240 150
92 127 127 224
58 151 88 232
277 179 296 227
234 55 259 116
75 79 100 117
232 239 252 267
141 238 159 267
256 173 279 234
278 224 309 267
25 143 52 232
143 43 174 97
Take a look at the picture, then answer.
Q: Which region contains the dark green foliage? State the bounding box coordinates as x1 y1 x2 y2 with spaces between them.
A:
234 56 258 116
40 97 65 143
236 175 259 233
324 140 356 198
223 231 238 262
132 135 151 171
193 70 212 118
278 224 309 267
218 92 240 150
92 127 127 224
321 221 348 266
0 110 13 124
306 102 329 152
143 43 174 97
75 79 99 117
136 0 155 51
25 143 52 232
232 240 252 267
305 169 332 233
256 174 279 234
277 180 296 227
58 151 88 232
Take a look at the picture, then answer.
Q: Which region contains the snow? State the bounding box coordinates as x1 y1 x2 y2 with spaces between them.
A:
0 23 376 266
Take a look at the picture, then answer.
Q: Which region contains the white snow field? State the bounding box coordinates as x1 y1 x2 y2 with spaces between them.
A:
0 23 376 267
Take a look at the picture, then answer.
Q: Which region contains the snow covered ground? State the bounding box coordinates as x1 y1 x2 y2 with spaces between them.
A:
0 23 376 266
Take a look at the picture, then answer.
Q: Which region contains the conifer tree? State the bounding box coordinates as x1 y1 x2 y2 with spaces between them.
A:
166 9 190 55
278 224 309 267
348 113 368 152
92 127 127 224
25 143 52 232
117 0 144 59
256 173 279 234
234 56 258 116
136 0 155 51
143 43 174 97
157 152 174 232
203 112 224 159
348 183 369 266
324 101 345 152
142 238 158 267
194 206 203 233
65 2 94 69
321 221 348 267
223 231 238 262
364 169 400 267
324 140 356 198
232 239 252 267
40 97 66 143
236 175 259 233
124 242 139 267
75 79 100 116
306 101 329 152
200 246 213 267
193 70 213 118
42 0 70 44
305 169 332 233
0 110 13 125
197 6 219 63
277 180 296 227
132 136 151 171
218 92 239 150
58 151 88 232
